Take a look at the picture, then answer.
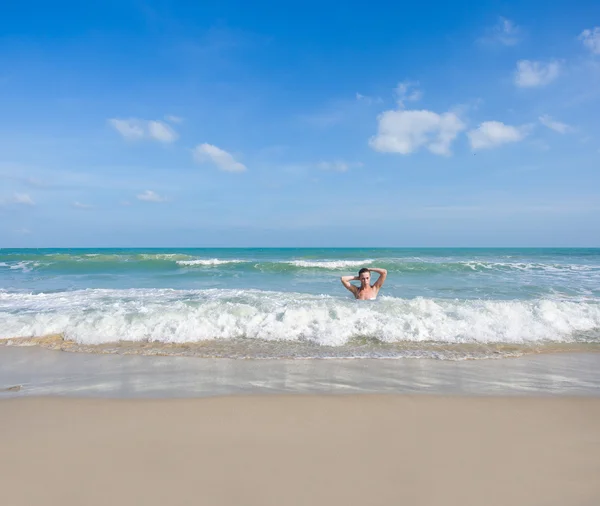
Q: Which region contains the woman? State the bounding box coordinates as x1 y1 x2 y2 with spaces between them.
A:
341 267 387 300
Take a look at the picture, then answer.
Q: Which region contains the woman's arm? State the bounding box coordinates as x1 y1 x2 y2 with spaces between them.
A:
370 268 388 289
340 275 359 295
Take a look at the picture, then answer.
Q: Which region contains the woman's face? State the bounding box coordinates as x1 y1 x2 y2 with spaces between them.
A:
359 271 370 285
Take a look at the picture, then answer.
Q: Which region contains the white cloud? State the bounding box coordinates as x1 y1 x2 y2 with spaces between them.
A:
468 121 528 149
395 81 423 107
514 60 561 87
148 121 177 142
16 228 31 235
73 201 93 209
13 193 35 206
165 115 184 123
539 115 573 134
579 27 600 55
108 118 178 143
193 143 247 172
370 109 465 156
137 190 167 202
480 17 523 46
108 119 145 140
317 161 363 172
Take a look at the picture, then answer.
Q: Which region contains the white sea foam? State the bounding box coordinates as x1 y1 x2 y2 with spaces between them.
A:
460 261 598 272
1 289 598 346
8 261 40 273
286 260 374 269
177 259 247 266
140 254 194 261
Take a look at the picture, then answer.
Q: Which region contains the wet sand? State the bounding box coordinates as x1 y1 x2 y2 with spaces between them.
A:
2 395 600 506
2 346 600 398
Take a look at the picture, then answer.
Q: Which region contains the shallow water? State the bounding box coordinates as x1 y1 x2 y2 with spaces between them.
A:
1 248 599 359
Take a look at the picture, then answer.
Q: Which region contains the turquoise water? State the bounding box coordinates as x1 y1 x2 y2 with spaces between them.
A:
1 248 599 359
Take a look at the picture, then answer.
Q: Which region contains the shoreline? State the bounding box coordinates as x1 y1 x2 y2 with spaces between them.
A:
3 334 600 360
2 395 599 506
2 346 600 398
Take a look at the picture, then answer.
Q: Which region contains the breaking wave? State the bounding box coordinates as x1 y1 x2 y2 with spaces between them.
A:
1 288 599 349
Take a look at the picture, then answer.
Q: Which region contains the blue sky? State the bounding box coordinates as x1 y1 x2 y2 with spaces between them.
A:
1 0 599 247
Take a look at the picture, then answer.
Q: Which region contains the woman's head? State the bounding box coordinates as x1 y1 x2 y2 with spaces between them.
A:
358 268 370 285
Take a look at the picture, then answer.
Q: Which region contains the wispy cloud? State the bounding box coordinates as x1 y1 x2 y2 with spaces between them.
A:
137 190 167 202
299 109 345 128
72 201 93 209
579 27 600 55
179 25 271 61
317 161 363 172
300 94 372 128
529 139 550 152
479 17 523 46
108 118 178 143
514 60 561 87
0 171 51 189
539 115 574 134
147 121 177 142
355 93 383 105
109 119 145 140
395 81 423 108
13 193 35 206
164 114 184 123
23 177 47 188
468 121 528 149
193 143 247 172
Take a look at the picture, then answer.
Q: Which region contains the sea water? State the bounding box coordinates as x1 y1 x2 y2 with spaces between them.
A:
1 248 599 359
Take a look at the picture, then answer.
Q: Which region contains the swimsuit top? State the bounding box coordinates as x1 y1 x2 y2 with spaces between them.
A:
356 288 377 300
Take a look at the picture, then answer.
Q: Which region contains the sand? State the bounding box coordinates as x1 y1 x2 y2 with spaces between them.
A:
1 395 599 506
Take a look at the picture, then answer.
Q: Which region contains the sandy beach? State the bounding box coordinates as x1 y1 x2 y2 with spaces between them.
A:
2 394 599 506
3 0 600 500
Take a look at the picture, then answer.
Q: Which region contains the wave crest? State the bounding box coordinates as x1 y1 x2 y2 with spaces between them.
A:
285 259 374 269
1 289 598 347
177 259 248 266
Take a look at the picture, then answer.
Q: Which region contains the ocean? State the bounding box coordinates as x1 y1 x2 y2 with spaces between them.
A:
1 247 599 360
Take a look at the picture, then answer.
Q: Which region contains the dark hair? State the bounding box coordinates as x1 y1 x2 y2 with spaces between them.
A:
358 268 370 276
